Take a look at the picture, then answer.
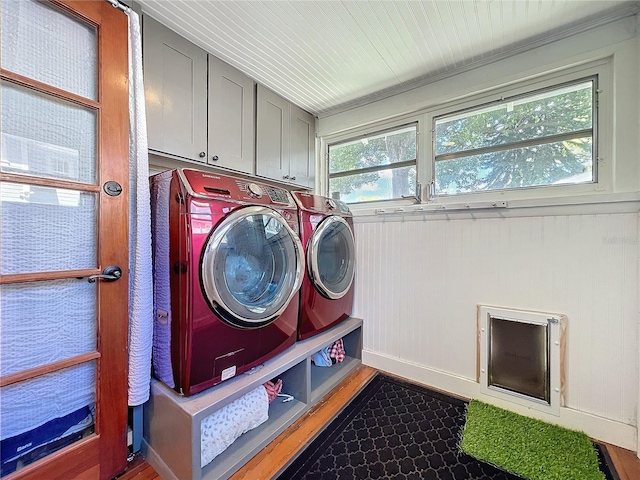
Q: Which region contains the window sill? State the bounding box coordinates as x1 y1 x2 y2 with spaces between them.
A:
349 191 640 221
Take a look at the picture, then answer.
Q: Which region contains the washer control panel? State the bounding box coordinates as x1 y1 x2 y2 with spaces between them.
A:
181 169 294 206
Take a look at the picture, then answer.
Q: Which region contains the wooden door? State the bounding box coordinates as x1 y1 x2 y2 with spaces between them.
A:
208 55 255 174
0 1 129 479
143 15 208 162
256 84 290 182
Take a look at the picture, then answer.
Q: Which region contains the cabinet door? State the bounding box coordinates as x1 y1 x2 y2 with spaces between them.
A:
289 104 316 188
208 56 255 174
143 16 207 161
256 85 290 182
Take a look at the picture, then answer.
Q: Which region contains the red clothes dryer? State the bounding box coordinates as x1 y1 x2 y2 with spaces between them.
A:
151 169 304 396
293 192 356 340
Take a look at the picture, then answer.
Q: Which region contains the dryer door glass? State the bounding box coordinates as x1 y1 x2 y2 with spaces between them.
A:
309 216 355 299
201 206 303 328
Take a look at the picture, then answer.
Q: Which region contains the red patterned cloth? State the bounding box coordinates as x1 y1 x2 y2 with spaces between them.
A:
263 379 283 403
328 338 346 363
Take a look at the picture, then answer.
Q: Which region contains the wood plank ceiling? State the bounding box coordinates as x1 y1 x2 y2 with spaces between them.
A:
135 0 638 117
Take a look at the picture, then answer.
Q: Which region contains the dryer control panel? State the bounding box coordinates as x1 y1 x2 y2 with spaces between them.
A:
180 169 295 207
292 192 352 216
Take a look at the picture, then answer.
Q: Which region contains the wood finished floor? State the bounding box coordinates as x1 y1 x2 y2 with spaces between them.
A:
117 366 640 480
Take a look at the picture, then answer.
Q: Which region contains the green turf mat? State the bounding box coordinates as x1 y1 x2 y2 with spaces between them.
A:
460 400 605 480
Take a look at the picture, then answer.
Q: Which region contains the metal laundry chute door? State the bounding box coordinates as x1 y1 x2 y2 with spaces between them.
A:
307 215 356 300
200 205 304 328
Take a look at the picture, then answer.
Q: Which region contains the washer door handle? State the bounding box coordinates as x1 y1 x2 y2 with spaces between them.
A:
87 265 122 283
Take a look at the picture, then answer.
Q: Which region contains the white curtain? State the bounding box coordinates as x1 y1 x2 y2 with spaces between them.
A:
127 9 153 407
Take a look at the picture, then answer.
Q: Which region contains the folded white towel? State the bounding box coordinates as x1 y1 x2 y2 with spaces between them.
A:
200 386 269 467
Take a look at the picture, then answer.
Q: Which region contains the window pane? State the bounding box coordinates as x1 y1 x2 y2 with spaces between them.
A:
329 125 416 174
1 81 97 184
330 165 416 203
435 137 593 195
1 183 97 274
435 81 593 156
0 362 96 476
1 0 97 100
1 279 97 376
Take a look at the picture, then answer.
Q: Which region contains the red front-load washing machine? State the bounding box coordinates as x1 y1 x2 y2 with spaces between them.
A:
293 192 356 340
151 169 304 396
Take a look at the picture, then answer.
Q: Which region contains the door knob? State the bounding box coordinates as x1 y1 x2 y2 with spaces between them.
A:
199 152 206 158
87 265 122 283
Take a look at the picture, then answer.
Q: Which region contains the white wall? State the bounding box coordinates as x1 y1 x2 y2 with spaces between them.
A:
353 209 638 448
319 16 640 450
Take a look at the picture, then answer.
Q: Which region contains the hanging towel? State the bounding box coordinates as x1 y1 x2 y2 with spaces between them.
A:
151 171 174 387
127 10 154 407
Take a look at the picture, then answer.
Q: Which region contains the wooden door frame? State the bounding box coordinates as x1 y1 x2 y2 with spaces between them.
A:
1 2 130 479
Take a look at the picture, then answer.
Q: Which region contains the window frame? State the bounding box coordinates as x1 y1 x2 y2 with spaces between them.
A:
326 121 421 205
424 60 611 204
431 74 599 198
321 60 612 209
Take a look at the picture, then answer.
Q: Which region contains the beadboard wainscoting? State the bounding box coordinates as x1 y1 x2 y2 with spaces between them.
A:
353 210 638 449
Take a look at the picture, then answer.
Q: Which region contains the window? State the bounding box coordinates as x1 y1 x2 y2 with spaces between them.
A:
328 124 417 203
434 78 596 196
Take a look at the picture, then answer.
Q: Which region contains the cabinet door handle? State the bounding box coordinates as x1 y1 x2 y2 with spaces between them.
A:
199 151 206 158
283 175 290 179
290 176 296 181
212 155 219 161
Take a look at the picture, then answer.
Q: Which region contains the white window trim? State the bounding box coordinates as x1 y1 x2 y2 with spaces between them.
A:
426 60 611 204
320 59 615 214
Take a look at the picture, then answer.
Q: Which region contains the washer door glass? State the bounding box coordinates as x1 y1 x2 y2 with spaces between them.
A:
308 216 355 299
201 206 303 328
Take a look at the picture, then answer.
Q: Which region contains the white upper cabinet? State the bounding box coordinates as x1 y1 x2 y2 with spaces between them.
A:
256 85 315 188
256 85 289 182
208 55 255 173
143 15 208 162
290 103 315 188
143 16 315 186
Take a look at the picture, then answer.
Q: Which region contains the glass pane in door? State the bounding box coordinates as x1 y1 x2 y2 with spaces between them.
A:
1 81 97 183
1 0 97 100
1 183 97 274
0 279 97 376
0 362 97 476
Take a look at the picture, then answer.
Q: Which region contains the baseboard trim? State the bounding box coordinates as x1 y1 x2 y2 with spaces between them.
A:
362 350 637 451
